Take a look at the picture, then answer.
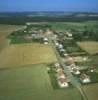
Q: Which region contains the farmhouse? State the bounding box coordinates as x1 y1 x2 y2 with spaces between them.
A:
57 78 69 88
67 63 80 75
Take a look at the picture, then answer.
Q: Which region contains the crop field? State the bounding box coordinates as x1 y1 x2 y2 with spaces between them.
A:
0 24 24 52
83 83 98 100
0 64 83 100
77 41 98 55
0 43 57 69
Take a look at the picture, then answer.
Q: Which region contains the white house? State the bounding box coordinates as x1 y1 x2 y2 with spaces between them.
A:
80 73 91 83
72 68 80 75
54 63 60 68
57 78 69 88
68 64 80 75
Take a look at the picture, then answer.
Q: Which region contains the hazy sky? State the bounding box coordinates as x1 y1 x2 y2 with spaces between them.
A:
0 0 98 12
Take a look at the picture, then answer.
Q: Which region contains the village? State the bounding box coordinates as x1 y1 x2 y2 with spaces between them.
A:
8 23 98 89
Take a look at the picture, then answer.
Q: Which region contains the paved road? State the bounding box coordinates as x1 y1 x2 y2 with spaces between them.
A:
47 34 88 100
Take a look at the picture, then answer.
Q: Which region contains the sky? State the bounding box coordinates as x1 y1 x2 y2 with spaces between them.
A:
0 0 98 12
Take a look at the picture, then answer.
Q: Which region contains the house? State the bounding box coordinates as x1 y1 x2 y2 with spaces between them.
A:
72 68 80 75
67 63 76 72
57 78 69 88
58 44 63 49
56 67 63 73
54 63 60 68
65 56 75 65
80 73 91 83
63 53 69 57
68 64 80 75
43 37 48 41
43 37 49 44
55 42 59 47
59 48 66 53
56 72 65 79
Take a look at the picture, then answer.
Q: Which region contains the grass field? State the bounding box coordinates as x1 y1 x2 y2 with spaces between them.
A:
0 64 83 100
77 41 98 55
0 24 24 52
0 43 57 69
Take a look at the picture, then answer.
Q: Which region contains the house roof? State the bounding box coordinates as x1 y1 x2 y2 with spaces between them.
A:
80 73 89 80
58 78 67 84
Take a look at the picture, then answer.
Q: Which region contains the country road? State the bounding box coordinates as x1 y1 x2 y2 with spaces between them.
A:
47 34 88 100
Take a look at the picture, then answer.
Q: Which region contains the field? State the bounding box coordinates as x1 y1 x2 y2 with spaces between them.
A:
83 83 98 100
77 41 98 55
0 64 83 100
48 21 98 31
0 23 98 100
0 43 57 69
0 24 24 52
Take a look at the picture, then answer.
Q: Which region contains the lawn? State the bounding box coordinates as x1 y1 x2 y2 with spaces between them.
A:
0 64 83 100
77 41 98 55
0 43 57 69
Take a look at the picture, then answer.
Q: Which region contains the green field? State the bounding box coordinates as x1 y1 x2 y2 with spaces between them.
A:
0 64 82 100
48 21 98 31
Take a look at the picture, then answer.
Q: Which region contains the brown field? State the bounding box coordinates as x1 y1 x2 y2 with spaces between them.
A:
0 24 24 52
77 41 98 55
0 43 57 69
83 83 98 100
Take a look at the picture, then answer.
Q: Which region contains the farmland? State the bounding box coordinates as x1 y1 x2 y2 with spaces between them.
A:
83 83 98 100
0 43 57 69
0 64 82 100
77 41 98 55
0 24 24 52
0 20 98 100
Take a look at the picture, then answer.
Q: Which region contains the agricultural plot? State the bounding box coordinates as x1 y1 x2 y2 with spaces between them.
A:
0 43 57 69
83 83 98 100
0 24 24 52
77 41 98 55
0 64 83 100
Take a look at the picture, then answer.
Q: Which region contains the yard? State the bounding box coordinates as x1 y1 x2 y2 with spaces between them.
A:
0 64 83 100
0 43 57 69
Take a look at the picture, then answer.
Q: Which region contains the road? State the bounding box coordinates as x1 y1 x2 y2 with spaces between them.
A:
47 34 88 100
